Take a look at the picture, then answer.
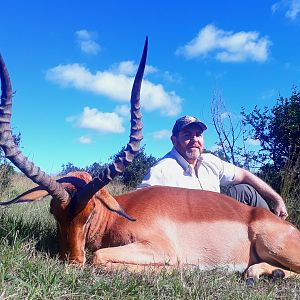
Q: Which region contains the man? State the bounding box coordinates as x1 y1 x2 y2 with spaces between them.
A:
139 115 288 219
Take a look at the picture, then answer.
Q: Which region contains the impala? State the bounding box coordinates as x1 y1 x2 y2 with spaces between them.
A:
1 38 300 285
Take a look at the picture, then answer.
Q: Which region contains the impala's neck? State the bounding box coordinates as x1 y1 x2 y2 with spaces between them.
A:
86 199 117 251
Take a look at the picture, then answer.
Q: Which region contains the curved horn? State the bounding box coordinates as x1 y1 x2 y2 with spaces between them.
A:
0 53 70 204
75 37 148 205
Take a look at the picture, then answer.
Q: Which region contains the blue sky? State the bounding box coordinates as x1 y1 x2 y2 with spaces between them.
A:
1 0 300 174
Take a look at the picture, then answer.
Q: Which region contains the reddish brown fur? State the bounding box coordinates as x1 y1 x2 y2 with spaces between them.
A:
19 171 299 281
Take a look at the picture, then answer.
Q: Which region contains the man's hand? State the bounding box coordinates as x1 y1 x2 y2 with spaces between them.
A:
273 200 288 220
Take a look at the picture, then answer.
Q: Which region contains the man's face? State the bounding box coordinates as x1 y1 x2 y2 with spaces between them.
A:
171 123 204 163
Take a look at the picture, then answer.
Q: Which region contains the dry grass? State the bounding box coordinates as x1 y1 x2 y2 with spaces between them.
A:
106 180 134 196
4 173 132 198
3 172 37 199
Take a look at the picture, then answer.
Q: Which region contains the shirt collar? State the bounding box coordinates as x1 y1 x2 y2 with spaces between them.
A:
170 147 203 175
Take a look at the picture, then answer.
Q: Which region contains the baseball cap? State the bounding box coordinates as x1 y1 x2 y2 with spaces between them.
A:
172 115 207 136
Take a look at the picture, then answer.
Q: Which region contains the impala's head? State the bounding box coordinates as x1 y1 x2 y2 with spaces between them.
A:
0 38 148 264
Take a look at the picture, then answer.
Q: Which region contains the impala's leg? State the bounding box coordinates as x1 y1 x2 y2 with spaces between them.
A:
244 262 299 285
92 242 177 269
246 220 300 283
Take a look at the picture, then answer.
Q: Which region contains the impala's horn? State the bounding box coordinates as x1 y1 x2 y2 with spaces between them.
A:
0 54 70 205
74 37 148 211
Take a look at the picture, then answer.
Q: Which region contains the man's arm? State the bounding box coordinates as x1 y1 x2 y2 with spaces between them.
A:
233 167 288 219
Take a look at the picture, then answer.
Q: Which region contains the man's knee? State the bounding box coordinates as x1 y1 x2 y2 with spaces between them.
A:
225 184 270 210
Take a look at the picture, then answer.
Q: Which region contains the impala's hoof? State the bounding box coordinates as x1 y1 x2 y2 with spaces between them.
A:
272 269 285 279
245 277 255 286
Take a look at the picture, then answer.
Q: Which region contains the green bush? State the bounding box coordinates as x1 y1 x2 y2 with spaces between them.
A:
0 162 15 196
0 133 21 196
242 87 300 172
60 146 157 189
112 146 157 188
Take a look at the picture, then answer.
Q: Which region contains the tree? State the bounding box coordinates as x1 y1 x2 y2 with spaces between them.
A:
242 87 300 171
59 162 82 175
241 87 300 197
111 146 157 188
211 89 258 170
59 146 157 188
85 162 107 178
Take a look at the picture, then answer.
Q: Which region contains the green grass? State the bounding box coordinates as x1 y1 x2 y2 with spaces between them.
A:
1 225 300 300
1 174 300 299
1 239 300 300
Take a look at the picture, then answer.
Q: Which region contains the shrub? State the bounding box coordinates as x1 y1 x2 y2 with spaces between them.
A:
0 133 21 196
113 146 157 188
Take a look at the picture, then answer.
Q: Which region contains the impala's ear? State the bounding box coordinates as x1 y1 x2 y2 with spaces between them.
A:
0 186 50 205
96 189 136 221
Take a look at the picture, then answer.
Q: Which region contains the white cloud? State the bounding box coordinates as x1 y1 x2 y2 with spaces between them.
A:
176 24 271 62
272 2 280 13
245 138 261 146
46 64 132 100
81 40 101 55
115 104 130 117
220 111 231 119
152 129 172 140
272 0 300 20
112 61 179 84
141 81 182 116
75 29 101 55
68 106 125 133
76 30 91 40
46 63 182 116
220 111 242 121
286 0 300 18
110 61 158 76
78 136 92 144
162 71 182 83
111 61 136 76
209 144 222 152
145 65 158 75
